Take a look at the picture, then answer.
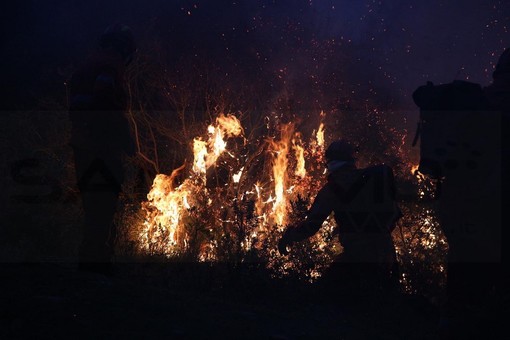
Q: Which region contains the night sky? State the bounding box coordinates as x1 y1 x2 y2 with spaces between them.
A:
1 0 508 114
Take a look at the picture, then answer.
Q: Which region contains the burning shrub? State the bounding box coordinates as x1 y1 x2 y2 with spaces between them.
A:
116 101 446 298
112 33 448 297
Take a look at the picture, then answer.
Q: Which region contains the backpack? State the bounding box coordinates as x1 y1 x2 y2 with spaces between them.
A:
329 165 402 233
412 80 490 179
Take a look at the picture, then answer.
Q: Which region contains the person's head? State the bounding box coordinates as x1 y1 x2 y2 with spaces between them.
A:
493 48 510 80
325 139 356 164
99 23 137 65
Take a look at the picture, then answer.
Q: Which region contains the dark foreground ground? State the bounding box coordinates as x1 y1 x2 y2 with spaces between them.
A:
0 262 447 340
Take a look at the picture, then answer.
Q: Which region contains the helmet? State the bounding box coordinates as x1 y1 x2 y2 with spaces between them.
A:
325 139 356 162
99 23 136 64
493 48 510 78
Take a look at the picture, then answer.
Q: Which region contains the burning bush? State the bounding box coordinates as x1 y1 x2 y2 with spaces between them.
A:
111 29 448 296
119 102 446 296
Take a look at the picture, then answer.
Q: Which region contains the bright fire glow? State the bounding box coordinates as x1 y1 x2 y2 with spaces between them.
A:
269 123 293 228
137 112 335 275
293 136 306 179
135 110 446 285
316 122 325 147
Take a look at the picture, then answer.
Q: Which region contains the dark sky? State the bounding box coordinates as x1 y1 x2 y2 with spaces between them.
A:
1 0 508 113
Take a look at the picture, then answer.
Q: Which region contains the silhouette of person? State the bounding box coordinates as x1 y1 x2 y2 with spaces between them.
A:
413 48 508 339
278 139 402 296
68 23 136 274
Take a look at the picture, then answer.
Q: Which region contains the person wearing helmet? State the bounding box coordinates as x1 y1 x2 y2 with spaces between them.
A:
98 23 137 66
479 46 508 340
484 47 510 112
68 23 137 275
278 139 401 296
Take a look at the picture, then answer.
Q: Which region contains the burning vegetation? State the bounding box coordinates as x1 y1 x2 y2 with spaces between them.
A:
0 30 449 300
120 101 447 296
130 111 340 278
111 12 449 297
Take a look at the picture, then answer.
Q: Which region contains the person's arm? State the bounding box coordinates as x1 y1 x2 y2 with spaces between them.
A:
278 184 337 254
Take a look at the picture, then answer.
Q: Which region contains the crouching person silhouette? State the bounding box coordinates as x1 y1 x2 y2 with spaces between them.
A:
278 140 402 297
68 24 137 275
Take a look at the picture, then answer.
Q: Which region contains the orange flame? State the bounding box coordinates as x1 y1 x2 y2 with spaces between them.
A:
205 113 243 168
269 123 294 228
293 135 306 179
410 164 419 175
192 138 208 174
138 114 339 277
316 122 325 147
141 162 193 254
